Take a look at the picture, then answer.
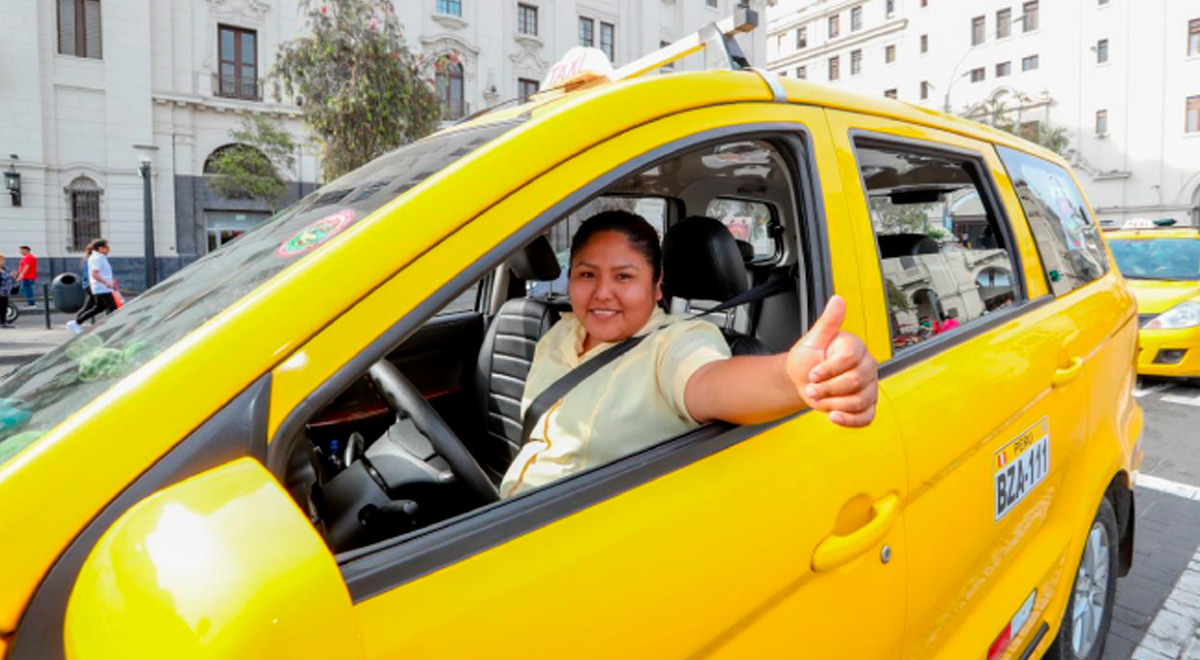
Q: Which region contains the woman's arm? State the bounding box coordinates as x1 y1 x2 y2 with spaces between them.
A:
684 296 879 428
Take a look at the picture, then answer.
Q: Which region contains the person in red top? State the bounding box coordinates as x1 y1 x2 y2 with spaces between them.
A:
16 246 37 307
937 308 961 334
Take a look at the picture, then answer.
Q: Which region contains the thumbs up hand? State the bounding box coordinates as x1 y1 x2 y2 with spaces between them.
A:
786 295 879 428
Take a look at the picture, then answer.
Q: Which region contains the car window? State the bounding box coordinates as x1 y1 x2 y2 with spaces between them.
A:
854 141 1021 353
1108 238 1200 281
0 119 525 467
997 146 1108 296
706 198 777 259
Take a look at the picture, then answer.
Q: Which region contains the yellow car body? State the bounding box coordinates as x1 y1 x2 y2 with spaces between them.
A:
0 66 1141 660
1105 227 1200 378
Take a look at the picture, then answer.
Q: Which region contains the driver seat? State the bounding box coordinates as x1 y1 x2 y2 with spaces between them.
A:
470 236 562 481
662 216 771 356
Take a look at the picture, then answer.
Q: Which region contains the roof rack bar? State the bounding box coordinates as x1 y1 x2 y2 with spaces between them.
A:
611 5 758 82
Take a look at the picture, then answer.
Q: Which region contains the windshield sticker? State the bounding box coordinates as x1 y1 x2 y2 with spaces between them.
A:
994 417 1050 522
276 209 356 258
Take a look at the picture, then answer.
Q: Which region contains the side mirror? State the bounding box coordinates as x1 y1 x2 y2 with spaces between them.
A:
65 458 366 659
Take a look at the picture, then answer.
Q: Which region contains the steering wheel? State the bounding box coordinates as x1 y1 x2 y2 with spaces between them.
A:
367 360 500 503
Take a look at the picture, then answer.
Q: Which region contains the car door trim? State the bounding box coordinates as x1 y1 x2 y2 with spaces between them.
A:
265 122 829 600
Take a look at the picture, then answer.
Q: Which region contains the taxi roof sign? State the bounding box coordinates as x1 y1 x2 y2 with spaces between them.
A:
541 47 616 92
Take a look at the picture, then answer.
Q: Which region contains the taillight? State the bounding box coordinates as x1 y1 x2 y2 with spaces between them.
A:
987 589 1037 660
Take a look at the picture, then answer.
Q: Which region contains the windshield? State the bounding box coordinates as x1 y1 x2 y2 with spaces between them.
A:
1109 238 1200 281
0 119 523 467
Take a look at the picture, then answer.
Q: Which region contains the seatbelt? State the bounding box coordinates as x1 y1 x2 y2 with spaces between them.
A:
519 273 796 445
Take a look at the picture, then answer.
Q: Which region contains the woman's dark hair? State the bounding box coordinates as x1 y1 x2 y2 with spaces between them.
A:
569 210 662 282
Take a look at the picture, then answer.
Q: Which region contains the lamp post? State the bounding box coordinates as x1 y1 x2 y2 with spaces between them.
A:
942 13 1028 114
133 144 159 289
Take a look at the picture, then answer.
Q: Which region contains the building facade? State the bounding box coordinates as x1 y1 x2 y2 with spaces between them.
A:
0 0 323 292
0 0 771 293
766 0 1200 227
397 0 772 123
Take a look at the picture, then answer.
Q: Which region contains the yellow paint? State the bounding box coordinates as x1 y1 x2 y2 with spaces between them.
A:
0 65 1141 660
1104 229 1200 377
65 459 364 659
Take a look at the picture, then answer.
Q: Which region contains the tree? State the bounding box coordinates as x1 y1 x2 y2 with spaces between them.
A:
962 98 1070 156
273 0 441 180
206 115 297 209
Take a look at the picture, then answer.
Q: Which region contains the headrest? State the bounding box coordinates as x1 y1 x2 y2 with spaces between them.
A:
509 235 561 281
734 239 754 263
877 233 940 259
662 216 749 302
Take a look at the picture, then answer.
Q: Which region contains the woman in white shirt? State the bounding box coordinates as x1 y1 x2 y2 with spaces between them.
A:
67 239 118 334
501 212 879 496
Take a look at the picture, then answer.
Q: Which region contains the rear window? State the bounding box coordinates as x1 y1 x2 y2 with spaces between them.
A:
997 147 1108 296
0 119 524 467
706 198 777 259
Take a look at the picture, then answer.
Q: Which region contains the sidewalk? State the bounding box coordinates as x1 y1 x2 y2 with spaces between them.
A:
0 305 80 374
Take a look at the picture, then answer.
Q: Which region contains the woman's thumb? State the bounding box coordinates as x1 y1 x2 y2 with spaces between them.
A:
799 295 847 351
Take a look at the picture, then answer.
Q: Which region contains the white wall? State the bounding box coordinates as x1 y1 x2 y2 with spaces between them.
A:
766 0 1200 226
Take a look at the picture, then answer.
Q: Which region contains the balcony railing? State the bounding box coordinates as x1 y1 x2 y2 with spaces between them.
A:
212 73 263 102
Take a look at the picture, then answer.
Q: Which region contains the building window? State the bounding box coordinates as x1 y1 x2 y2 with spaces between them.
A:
1095 109 1108 135
579 16 594 47
1099 0 1109 4
885 44 896 63
997 8 1012 38
851 49 863 75
886 0 896 18
972 16 986 45
797 26 807 49
969 67 985 82
518 78 539 103
217 26 259 100
1022 54 1039 71
796 65 807 79
884 88 898 99
1188 96 1200 133
920 34 928 53
829 14 840 38
851 6 863 31
707 0 718 7
829 55 840 81
1023 1 1039 32
599 22 614 61
436 0 462 17
1096 38 1108 63
996 61 1011 77
1190 19 1200 56
67 177 102 251
437 60 465 120
920 81 930 100
518 4 537 36
921 0 928 6
58 0 102 59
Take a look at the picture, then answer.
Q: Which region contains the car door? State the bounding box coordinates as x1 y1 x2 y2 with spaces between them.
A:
827 112 1092 660
267 102 909 658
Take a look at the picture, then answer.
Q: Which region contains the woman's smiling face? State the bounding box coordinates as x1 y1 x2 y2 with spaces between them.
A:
568 230 662 352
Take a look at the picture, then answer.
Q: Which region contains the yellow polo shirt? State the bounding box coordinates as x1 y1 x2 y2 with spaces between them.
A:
500 307 731 497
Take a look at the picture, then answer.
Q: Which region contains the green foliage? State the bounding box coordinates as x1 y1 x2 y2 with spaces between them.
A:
273 0 441 180
871 199 942 235
885 278 913 312
207 115 297 209
964 98 1070 156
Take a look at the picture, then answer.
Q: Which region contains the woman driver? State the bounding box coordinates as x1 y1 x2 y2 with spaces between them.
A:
501 211 880 497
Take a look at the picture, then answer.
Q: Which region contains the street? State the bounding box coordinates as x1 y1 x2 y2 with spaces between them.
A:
1103 379 1200 660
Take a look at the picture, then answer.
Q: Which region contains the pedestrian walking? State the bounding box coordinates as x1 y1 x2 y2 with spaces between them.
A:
16 246 38 307
0 254 13 329
66 239 118 334
73 240 98 327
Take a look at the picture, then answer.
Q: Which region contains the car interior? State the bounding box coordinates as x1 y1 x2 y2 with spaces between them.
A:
279 137 821 554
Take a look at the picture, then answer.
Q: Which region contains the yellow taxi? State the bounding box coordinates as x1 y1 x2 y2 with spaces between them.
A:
0 12 1142 660
1104 220 1200 378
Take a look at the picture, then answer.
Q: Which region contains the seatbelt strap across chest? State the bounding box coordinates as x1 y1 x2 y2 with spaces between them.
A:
518 273 795 445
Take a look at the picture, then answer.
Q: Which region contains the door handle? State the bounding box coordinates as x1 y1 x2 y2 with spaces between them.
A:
812 493 900 572
1052 356 1084 388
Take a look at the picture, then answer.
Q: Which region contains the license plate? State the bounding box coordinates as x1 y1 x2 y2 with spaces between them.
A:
994 418 1050 522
